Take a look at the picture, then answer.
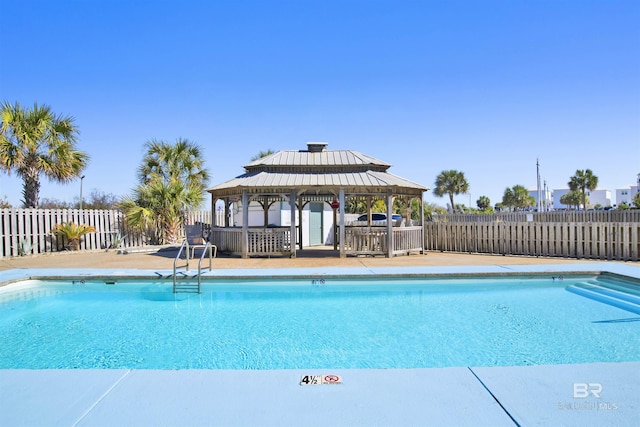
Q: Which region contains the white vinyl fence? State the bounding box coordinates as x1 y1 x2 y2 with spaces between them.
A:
1 209 218 258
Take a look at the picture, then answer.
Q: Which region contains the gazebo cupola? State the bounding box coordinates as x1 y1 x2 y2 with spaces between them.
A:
306 142 327 152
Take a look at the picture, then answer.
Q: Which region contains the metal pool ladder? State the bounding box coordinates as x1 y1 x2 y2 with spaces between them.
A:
173 240 217 293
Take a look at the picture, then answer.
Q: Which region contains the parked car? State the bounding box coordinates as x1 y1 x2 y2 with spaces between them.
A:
350 213 402 226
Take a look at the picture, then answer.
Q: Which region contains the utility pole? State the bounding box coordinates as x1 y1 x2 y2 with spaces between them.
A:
80 175 85 210
536 159 542 212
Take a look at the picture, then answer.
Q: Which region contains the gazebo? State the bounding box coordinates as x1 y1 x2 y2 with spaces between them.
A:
206 142 428 258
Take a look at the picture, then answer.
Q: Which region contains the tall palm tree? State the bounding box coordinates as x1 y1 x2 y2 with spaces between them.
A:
568 169 598 210
120 138 210 244
433 170 469 213
0 101 88 208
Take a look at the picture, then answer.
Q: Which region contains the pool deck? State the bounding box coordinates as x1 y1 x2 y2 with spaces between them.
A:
1 249 639 426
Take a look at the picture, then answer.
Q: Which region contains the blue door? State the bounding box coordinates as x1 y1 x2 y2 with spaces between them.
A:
309 203 323 246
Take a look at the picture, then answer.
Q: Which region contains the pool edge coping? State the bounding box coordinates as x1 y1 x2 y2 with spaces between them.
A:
2 262 639 286
1 362 638 426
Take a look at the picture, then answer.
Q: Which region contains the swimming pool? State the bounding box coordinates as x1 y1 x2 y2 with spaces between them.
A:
1 274 639 370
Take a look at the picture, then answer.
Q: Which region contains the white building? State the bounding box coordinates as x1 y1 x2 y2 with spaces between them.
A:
528 186 553 211
615 173 640 207
552 188 611 210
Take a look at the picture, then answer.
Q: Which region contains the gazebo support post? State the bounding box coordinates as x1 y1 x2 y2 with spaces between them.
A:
242 191 249 259
339 189 345 258
332 204 337 250
262 197 269 228
386 190 394 258
289 190 297 258
420 192 425 254
225 199 231 227
211 197 216 227
297 198 304 251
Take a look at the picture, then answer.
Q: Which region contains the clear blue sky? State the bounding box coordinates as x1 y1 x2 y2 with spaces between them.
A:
1 0 639 209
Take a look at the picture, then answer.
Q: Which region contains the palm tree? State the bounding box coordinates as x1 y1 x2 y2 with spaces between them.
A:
120 138 210 244
433 170 469 213
476 195 491 211
51 222 96 251
568 169 598 210
345 197 368 214
0 101 88 208
250 149 275 161
560 190 583 210
502 185 535 211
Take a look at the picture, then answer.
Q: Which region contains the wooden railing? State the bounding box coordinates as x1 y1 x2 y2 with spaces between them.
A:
393 226 423 255
209 227 242 253
424 221 640 261
248 228 291 256
210 227 292 256
343 226 423 256
344 227 387 255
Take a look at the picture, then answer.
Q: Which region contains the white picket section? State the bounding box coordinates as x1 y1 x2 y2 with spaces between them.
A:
1 209 221 258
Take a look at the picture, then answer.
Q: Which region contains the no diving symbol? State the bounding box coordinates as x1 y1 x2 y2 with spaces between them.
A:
323 375 342 384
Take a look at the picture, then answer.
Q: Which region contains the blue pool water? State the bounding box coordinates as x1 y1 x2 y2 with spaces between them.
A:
1 275 639 370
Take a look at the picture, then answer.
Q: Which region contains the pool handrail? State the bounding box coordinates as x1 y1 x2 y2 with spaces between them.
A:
173 240 190 293
197 242 217 290
173 240 217 293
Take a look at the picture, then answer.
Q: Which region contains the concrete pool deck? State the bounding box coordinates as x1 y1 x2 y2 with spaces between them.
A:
1 249 639 426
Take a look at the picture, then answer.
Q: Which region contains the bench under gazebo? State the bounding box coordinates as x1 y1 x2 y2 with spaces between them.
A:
206 142 428 258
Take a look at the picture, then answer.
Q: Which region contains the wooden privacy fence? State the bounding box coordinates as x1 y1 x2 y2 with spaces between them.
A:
424 221 640 261
1 209 218 258
434 210 640 223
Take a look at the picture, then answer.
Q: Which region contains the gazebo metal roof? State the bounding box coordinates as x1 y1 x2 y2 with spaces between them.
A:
207 142 428 198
